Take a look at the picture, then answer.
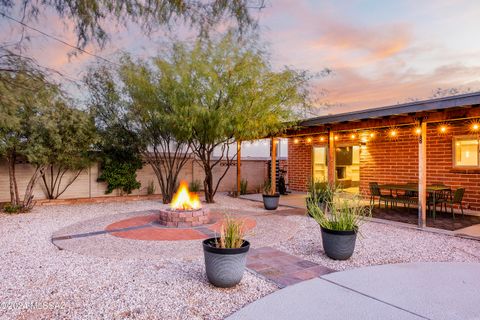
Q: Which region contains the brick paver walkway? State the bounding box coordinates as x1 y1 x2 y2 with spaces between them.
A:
247 247 334 288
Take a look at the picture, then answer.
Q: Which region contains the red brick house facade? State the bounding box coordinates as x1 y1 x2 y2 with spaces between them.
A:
286 93 480 218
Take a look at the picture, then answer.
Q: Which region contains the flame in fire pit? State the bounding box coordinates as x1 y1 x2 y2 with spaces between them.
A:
170 181 201 210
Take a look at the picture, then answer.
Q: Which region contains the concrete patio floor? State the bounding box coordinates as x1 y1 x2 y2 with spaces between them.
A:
228 262 480 320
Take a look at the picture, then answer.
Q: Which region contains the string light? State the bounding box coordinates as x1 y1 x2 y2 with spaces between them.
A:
471 121 480 132
350 133 356 139
439 125 448 134
293 138 299 144
306 137 312 143
334 135 339 141
369 132 375 139
319 136 325 142
389 129 397 138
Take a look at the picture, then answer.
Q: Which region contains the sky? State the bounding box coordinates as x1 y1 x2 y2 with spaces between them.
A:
2 0 480 116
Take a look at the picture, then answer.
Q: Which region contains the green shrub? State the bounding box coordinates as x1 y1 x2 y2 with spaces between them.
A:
147 180 156 195
98 158 142 194
240 179 248 195
3 203 22 214
189 180 201 192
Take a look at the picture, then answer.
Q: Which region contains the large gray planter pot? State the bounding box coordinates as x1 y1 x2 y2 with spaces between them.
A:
262 194 280 210
203 238 250 288
320 226 357 260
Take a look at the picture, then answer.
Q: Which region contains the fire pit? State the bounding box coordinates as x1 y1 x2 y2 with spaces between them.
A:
158 181 210 227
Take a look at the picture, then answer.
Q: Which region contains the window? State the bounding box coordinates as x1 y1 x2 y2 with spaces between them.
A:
453 136 479 167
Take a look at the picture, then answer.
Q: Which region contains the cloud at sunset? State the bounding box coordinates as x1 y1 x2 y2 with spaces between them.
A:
1 0 480 114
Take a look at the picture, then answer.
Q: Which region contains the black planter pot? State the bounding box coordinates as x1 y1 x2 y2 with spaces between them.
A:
262 193 280 210
320 226 357 260
202 238 250 288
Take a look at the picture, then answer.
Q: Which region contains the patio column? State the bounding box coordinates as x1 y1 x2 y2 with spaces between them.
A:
236 140 241 197
418 120 427 227
271 137 277 194
327 129 335 185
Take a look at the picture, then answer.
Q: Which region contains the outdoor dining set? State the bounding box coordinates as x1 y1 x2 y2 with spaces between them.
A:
369 182 465 219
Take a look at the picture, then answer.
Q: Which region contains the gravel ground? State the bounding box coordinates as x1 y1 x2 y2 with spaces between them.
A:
0 196 278 320
274 216 480 271
1 194 480 319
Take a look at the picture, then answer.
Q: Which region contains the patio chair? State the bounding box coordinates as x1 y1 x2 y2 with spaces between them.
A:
445 188 465 219
427 184 450 219
369 182 394 208
395 194 418 209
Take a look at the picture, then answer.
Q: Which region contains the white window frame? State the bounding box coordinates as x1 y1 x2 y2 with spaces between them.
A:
452 135 480 168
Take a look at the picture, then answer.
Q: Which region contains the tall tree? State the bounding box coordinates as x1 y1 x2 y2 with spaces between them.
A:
39 102 96 199
161 33 311 203
0 69 66 210
119 56 193 203
86 64 144 195
87 56 192 203
0 0 264 50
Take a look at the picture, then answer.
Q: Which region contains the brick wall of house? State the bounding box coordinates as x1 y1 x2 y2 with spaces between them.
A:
288 120 480 211
287 139 313 191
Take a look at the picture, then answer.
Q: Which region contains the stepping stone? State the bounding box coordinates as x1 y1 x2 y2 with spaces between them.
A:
247 247 334 288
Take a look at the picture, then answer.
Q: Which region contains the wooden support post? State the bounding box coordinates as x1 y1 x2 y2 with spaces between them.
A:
271 137 277 194
418 120 427 227
327 129 335 186
236 140 241 197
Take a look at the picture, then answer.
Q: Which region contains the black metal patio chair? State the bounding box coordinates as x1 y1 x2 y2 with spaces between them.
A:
369 182 395 208
445 188 466 219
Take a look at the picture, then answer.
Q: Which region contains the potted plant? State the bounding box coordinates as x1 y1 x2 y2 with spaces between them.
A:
262 179 280 210
203 216 250 288
306 180 334 216
308 194 370 260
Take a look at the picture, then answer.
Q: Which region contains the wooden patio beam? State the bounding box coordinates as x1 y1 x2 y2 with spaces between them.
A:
271 138 277 194
418 120 427 227
327 129 335 186
236 140 241 197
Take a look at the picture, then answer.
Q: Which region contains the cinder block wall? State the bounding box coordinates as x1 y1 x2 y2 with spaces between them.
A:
288 121 480 210
0 158 268 202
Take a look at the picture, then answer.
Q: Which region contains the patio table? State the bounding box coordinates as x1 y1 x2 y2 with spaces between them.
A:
377 184 451 218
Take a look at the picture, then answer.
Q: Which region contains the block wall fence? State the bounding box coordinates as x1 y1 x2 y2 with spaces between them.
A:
0 158 273 202
288 121 480 211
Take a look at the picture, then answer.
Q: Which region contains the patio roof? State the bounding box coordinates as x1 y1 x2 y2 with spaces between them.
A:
300 91 480 127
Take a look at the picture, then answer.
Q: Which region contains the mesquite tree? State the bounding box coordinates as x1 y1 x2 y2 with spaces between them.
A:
0 72 57 210
86 65 144 195
39 102 96 199
164 33 310 203
0 1 264 50
86 60 192 203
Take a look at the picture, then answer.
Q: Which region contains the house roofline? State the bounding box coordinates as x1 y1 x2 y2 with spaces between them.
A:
300 91 480 127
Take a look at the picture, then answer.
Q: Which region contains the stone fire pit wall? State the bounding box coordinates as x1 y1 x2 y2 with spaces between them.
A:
158 208 210 227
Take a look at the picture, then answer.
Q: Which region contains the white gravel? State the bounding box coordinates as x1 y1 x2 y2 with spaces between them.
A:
1 194 479 319
0 196 277 320
274 216 480 271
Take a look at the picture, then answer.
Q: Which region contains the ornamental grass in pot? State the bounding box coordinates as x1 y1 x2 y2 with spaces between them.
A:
308 194 370 260
262 180 280 210
203 216 250 288
306 180 335 216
